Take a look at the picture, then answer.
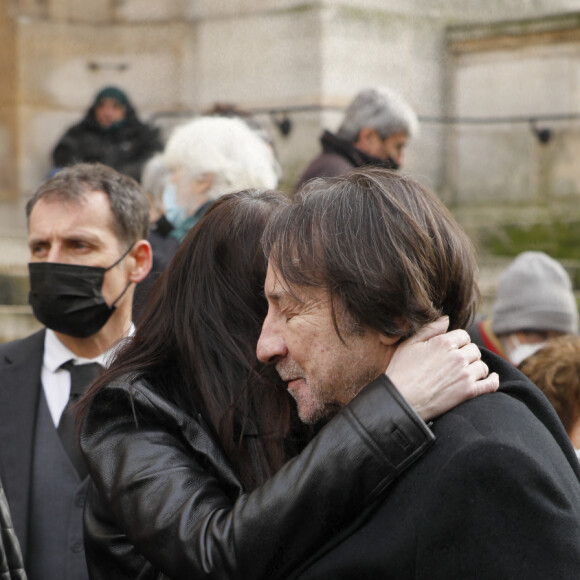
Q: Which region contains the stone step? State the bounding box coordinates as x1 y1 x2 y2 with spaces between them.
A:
0 234 39 342
0 233 28 275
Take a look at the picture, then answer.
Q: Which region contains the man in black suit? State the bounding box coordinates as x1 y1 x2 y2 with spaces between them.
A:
0 163 152 579
257 167 580 578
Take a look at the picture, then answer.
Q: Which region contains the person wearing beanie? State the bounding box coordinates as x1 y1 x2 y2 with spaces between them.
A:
468 251 579 366
51 86 162 181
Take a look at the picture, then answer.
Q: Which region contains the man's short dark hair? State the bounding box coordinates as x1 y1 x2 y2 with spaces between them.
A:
262 167 479 338
26 163 149 247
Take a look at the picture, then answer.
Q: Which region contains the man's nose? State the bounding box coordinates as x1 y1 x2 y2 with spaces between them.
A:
46 247 64 263
256 315 288 364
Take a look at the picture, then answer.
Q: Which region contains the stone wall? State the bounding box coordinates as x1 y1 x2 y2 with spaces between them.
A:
0 0 18 205
4 1 580 209
3 1 580 340
446 14 580 207
17 19 191 194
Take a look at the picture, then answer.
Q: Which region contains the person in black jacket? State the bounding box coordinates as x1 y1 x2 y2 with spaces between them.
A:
0 478 26 580
79 188 496 579
51 86 163 181
257 167 580 579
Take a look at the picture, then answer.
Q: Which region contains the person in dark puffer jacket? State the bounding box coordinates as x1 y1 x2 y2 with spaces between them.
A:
51 86 163 182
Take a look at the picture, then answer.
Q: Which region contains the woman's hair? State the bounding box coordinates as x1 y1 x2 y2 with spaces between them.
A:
519 335 580 435
80 189 297 490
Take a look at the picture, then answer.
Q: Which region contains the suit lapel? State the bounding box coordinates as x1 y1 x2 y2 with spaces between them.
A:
0 329 45 558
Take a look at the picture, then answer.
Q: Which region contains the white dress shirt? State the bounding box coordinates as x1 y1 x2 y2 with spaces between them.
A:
41 327 134 427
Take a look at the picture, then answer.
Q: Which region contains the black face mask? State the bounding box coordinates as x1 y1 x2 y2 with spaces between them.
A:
28 246 133 338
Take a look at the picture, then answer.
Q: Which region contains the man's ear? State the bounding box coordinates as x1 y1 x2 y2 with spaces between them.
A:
378 317 410 346
128 240 153 284
378 333 402 347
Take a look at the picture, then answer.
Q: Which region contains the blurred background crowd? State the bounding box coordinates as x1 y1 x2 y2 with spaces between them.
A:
3 3 580 577
2 0 580 341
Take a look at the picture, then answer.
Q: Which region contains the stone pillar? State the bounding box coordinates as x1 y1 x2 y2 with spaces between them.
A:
0 0 18 205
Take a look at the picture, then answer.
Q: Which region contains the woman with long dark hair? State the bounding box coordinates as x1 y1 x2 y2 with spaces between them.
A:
79 189 495 579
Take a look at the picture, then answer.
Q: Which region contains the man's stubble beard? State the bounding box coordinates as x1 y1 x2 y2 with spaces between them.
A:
276 355 379 426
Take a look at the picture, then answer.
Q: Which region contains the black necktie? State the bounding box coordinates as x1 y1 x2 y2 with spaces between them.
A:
58 361 102 479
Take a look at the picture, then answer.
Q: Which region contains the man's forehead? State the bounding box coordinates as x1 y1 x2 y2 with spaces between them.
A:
265 261 329 307
33 187 107 207
29 189 116 233
264 262 290 298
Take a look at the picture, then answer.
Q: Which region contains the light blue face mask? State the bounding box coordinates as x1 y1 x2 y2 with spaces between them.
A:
162 182 188 230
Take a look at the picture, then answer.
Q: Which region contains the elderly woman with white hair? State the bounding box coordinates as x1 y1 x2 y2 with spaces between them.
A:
132 115 281 320
161 115 280 241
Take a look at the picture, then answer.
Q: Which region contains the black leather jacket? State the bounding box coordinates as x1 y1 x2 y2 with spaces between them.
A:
80 374 434 579
0 481 26 579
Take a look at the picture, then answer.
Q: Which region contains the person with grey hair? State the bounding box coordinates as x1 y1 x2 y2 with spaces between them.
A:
468 251 579 366
140 152 171 223
294 87 418 191
132 153 179 321
161 115 280 242
132 115 281 320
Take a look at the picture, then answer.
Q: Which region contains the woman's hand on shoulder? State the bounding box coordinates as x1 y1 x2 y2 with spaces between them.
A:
386 316 499 421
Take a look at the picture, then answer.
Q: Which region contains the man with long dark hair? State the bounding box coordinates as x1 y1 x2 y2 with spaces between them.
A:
257 168 580 578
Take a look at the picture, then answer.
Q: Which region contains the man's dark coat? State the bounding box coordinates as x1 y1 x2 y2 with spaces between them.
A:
295 350 580 579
